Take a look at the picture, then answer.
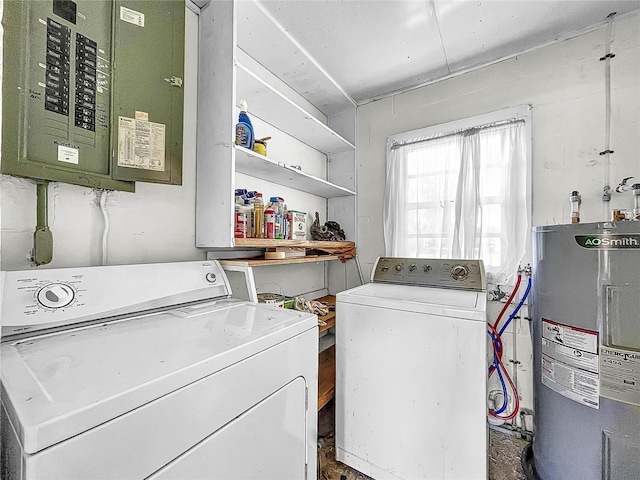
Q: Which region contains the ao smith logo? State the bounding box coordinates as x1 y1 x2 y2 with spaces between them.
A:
575 235 640 249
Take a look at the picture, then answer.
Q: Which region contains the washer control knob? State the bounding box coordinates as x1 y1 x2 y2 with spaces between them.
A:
37 283 75 309
205 273 217 283
424 265 432 272
409 264 417 272
450 265 470 281
381 266 389 272
395 264 403 271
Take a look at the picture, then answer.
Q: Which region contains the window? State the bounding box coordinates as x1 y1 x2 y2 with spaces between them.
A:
384 106 531 284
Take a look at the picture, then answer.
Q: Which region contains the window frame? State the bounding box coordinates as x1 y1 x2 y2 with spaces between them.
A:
385 105 532 280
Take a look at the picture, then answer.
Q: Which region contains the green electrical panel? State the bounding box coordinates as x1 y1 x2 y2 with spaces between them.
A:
1 0 185 191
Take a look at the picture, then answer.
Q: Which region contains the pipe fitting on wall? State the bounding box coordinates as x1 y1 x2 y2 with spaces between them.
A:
633 183 640 220
615 176 634 193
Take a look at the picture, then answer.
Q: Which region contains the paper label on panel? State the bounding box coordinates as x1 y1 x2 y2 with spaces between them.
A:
600 346 640 406
541 319 600 408
542 337 599 373
120 6 145 27
541 354 599 409
542 318 598 354
117 116 165 171
57 145 79 164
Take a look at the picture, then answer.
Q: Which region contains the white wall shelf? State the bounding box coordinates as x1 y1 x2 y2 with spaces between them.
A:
196 0 356 251
235 146 355 198
235 0 355 118
236 64 354 154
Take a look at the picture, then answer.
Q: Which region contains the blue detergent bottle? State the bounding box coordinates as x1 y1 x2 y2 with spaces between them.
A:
235 100 254 149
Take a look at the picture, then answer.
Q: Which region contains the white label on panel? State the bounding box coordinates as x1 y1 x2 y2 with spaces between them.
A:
542 318 598 354
600 346 640 406
58 145 79 165
120 6 145 27
542 337 599 373
542 354 599 409
117 116 165 171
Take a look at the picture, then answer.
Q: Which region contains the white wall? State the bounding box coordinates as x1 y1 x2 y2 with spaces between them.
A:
356 13 640 427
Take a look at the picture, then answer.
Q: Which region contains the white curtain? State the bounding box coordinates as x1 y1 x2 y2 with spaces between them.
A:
384 121 529 285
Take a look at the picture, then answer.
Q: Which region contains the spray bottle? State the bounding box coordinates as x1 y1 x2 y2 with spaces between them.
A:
235 100 254 150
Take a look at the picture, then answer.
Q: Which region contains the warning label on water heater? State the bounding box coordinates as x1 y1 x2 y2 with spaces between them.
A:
600 346 640 406
541 318 600 409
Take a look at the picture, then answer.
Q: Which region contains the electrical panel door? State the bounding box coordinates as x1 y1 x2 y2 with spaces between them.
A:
110 1 185 185
1 0 184 191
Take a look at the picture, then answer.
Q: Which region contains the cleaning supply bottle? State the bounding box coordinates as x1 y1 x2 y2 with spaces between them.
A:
253 193 264 238
244 199 254 238
234 202 248 238
264 207 276 239
235 188 247 205
235 100 254 150
267 197 281 239
245 192 256 237
278 197 287 239
234 189 249 238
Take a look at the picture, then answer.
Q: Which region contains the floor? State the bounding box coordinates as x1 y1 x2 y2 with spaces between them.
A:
317 400 529 480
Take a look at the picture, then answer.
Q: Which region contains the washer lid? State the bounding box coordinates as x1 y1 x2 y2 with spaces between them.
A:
1 299 316 454
336 283 486 320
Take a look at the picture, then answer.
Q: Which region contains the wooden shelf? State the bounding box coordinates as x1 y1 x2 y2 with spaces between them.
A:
219 255 342 267
235 146 356 198
234 238 354 250
224 240 355 265
316 295 336 334
317 295 336 410
318 345 336 411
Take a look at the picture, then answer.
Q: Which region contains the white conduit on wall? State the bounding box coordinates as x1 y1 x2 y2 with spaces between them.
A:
99 190 110 265
601 13 616 219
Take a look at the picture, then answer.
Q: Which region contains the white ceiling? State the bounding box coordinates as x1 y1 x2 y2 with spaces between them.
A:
257 0 640 104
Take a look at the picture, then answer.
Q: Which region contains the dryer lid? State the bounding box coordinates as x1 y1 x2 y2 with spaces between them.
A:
1 300 316 454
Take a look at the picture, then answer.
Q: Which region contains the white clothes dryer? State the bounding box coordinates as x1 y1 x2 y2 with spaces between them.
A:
336 257 487 480
1 261 317 480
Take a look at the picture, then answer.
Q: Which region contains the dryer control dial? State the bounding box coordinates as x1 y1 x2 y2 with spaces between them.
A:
37 283 75 309
450 265 470 281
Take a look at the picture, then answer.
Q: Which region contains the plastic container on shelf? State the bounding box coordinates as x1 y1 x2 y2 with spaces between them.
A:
235 100 254 149
234 202 248 238
253 193 264 238
244 199 254 238
279 197 288 240
266 197 282 239
264 207 276 239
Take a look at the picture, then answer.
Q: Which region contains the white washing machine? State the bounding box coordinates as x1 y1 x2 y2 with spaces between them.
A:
0 261 317 480
336 257 487 480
